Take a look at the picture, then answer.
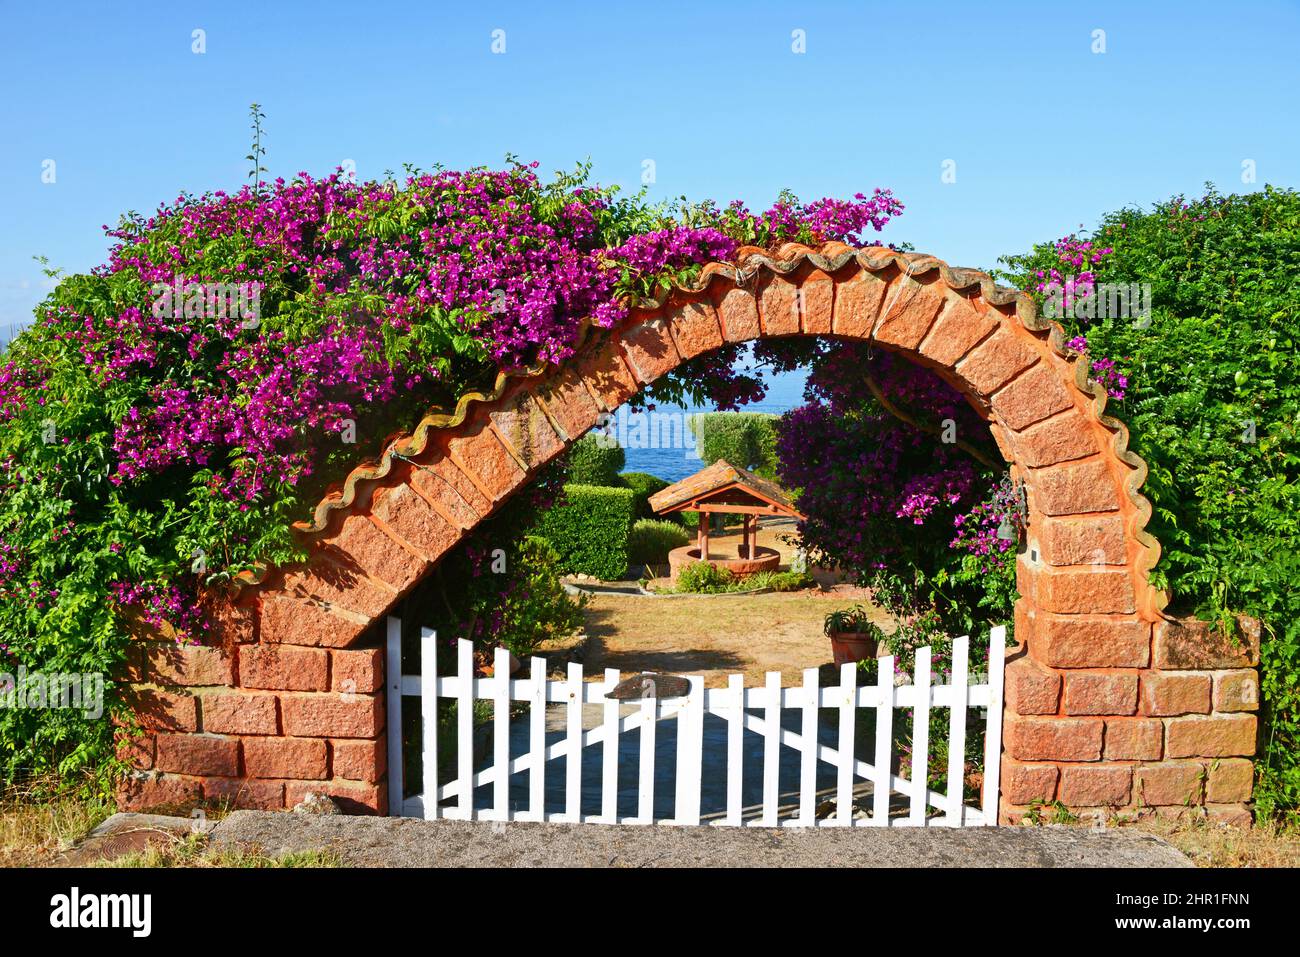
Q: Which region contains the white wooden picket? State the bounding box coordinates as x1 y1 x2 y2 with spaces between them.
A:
387 620 1006 828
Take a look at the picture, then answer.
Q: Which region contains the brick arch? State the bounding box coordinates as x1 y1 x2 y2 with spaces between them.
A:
122 243 1259 824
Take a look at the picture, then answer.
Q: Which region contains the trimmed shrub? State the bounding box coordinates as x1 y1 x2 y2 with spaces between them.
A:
627 519 690 566
567 434 626 486
619 471 672 521
688 411 779 476
534 484 635 580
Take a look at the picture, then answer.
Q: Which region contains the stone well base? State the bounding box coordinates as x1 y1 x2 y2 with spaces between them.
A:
667 544 782 584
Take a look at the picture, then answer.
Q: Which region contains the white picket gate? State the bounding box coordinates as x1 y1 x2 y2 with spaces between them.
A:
386 619 1005 827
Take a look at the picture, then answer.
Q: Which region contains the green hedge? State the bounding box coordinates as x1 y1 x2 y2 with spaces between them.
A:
627 518 691 566
998 184 1300 822
534 484 635 580
688 412 779 476
619 471 673 521
567 434 626 486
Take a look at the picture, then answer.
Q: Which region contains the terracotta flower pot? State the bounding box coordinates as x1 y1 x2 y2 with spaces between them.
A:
482 647 522 677
828 631 878 666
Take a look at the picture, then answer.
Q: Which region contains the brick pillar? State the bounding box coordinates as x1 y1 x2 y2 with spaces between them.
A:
118 602 388 815
1000 595 1259 825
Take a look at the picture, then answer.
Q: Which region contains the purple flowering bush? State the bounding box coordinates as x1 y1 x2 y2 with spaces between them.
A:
769 344 1017 645
0 160 902 786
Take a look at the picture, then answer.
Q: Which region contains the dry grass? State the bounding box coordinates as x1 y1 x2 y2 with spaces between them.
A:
1 785 338 868
0 790 115 868
104 833 342 868
1128 816 1300 868
581 589 893 687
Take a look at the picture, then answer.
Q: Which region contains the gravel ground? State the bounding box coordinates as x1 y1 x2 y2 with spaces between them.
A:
210 812 1192 868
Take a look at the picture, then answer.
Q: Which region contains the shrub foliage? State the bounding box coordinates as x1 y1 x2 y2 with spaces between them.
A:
533 484 635 581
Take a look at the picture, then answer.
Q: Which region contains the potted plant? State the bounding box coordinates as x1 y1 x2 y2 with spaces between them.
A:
823 605 883 666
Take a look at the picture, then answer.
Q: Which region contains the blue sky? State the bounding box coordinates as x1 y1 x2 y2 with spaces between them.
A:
2 0 1297 347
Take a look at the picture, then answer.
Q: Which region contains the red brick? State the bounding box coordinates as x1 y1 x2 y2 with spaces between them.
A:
831 271 888 338
489 389 565 470
667 300 724 359
1206 759 1254 803
1213 670 1259 713
116 731 156 771
1031 459 1122 516
1035 615 1150 668
408 452 493 529
758 276 800 336
1153 616 1259 670
281 561 396 620
446 418 527 501
238 644 328 692
1134 761 1205 806
1004 655 1060 715
1063 672 1137 716
201 777 285 810
1036 568 1137 615
201 692 278 735
123 687 198 732
916 294 998 366
143 643 234 687
197 593 256 645
991 363 1075 431
331 648 383 694
1006 409 1099 468
799 275 834 334
1037 515 1127 566
1205 803 1252 826
1004 716 1103 761
155 734 239 777
320 514 425 592
956 328 1039 395
1104 718 1163 760
1058 764 1132 807
1140 672 1211 716
242 736 328 780
1002 760 1059 804
576 341 639 410
1166 715 1257 758
1014 598 1036 647
620 317 681 383
285 780 386 815
258 596 368 649
117 773 201 811
281 693 383 738
371 484 461 565
332 738 386 782
535 368 602 442
716 287 761 342
873 277 945 351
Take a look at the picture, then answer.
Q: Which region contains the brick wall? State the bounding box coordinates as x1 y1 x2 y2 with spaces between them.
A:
117 243 1257 822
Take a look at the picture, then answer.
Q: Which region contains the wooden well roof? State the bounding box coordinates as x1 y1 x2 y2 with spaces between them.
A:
648 460 804 519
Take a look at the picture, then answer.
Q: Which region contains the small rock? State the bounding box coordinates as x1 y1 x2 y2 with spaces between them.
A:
292 792 342 815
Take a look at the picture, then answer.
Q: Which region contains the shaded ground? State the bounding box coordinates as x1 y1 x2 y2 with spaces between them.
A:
209 811 1192 868
580 591 894 688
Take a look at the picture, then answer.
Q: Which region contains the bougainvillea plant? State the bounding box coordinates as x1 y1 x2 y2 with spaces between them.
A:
0 156 902 788
766 341 1017 648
